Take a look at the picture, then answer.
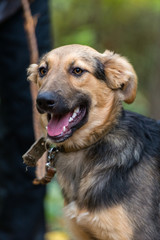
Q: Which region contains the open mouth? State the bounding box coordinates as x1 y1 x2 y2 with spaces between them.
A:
47 105 87 143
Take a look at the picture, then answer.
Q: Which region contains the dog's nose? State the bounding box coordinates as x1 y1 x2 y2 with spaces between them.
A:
36 92 56 113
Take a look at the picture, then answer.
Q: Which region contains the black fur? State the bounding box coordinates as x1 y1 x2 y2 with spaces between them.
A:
94 58 106 81
82 110 160 208
56 110 160 239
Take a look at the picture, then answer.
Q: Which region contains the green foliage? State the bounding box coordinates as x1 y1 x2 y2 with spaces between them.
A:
45 179 64 231
123 91 149 116
49 0 160 101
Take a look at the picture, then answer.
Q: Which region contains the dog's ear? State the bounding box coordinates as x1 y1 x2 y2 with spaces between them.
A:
27 64 38 83
103 50 137 104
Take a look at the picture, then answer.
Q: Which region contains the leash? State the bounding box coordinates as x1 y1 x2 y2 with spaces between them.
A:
21 0 48 182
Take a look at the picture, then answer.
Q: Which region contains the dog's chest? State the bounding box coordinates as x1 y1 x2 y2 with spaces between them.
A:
55 150 87 202
55 151 133 240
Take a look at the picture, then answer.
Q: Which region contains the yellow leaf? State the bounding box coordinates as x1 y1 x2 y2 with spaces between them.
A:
45 231 69 240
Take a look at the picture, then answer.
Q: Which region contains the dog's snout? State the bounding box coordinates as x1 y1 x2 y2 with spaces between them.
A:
36 92 56 113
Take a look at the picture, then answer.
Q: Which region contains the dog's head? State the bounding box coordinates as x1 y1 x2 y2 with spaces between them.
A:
27 44 137 151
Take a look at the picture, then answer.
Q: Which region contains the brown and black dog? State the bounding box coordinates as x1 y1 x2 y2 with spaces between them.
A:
27 45 160 240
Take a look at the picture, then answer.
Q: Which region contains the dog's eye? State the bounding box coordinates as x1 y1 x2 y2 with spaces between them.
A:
72 67 83 76
39 66 48 77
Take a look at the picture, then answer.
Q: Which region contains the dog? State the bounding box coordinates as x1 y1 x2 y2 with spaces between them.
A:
27 44 160 240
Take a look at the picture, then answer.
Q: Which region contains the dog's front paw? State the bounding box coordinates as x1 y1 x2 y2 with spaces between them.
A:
64 201 89 224
76 211 89 223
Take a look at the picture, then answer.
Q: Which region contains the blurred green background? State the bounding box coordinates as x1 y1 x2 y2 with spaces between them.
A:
45 0 160 236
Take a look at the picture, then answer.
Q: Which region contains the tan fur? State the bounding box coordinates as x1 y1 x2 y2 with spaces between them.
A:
103 50 137 104
64 202 133 240
27 63 38 83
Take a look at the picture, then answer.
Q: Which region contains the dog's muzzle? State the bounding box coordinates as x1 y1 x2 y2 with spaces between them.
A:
36 91 89 143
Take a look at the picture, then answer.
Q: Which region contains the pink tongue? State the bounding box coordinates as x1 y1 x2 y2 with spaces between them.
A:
47 112 72 137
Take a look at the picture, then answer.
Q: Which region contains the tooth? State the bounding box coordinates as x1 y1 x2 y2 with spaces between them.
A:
69 117 73 122
74 107 80 113
72 112 77 119
46 126 48 130
63 126 66 132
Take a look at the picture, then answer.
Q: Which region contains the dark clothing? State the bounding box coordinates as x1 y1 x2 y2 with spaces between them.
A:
0 0 52 239
0 0 21 23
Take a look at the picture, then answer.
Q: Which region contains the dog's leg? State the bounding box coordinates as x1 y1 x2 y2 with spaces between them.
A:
64 202 93 240
64 202 133 240
68 219 92 240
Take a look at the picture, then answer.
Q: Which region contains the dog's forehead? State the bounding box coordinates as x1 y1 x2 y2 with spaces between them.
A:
50 44 99 56
44 44 101 64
